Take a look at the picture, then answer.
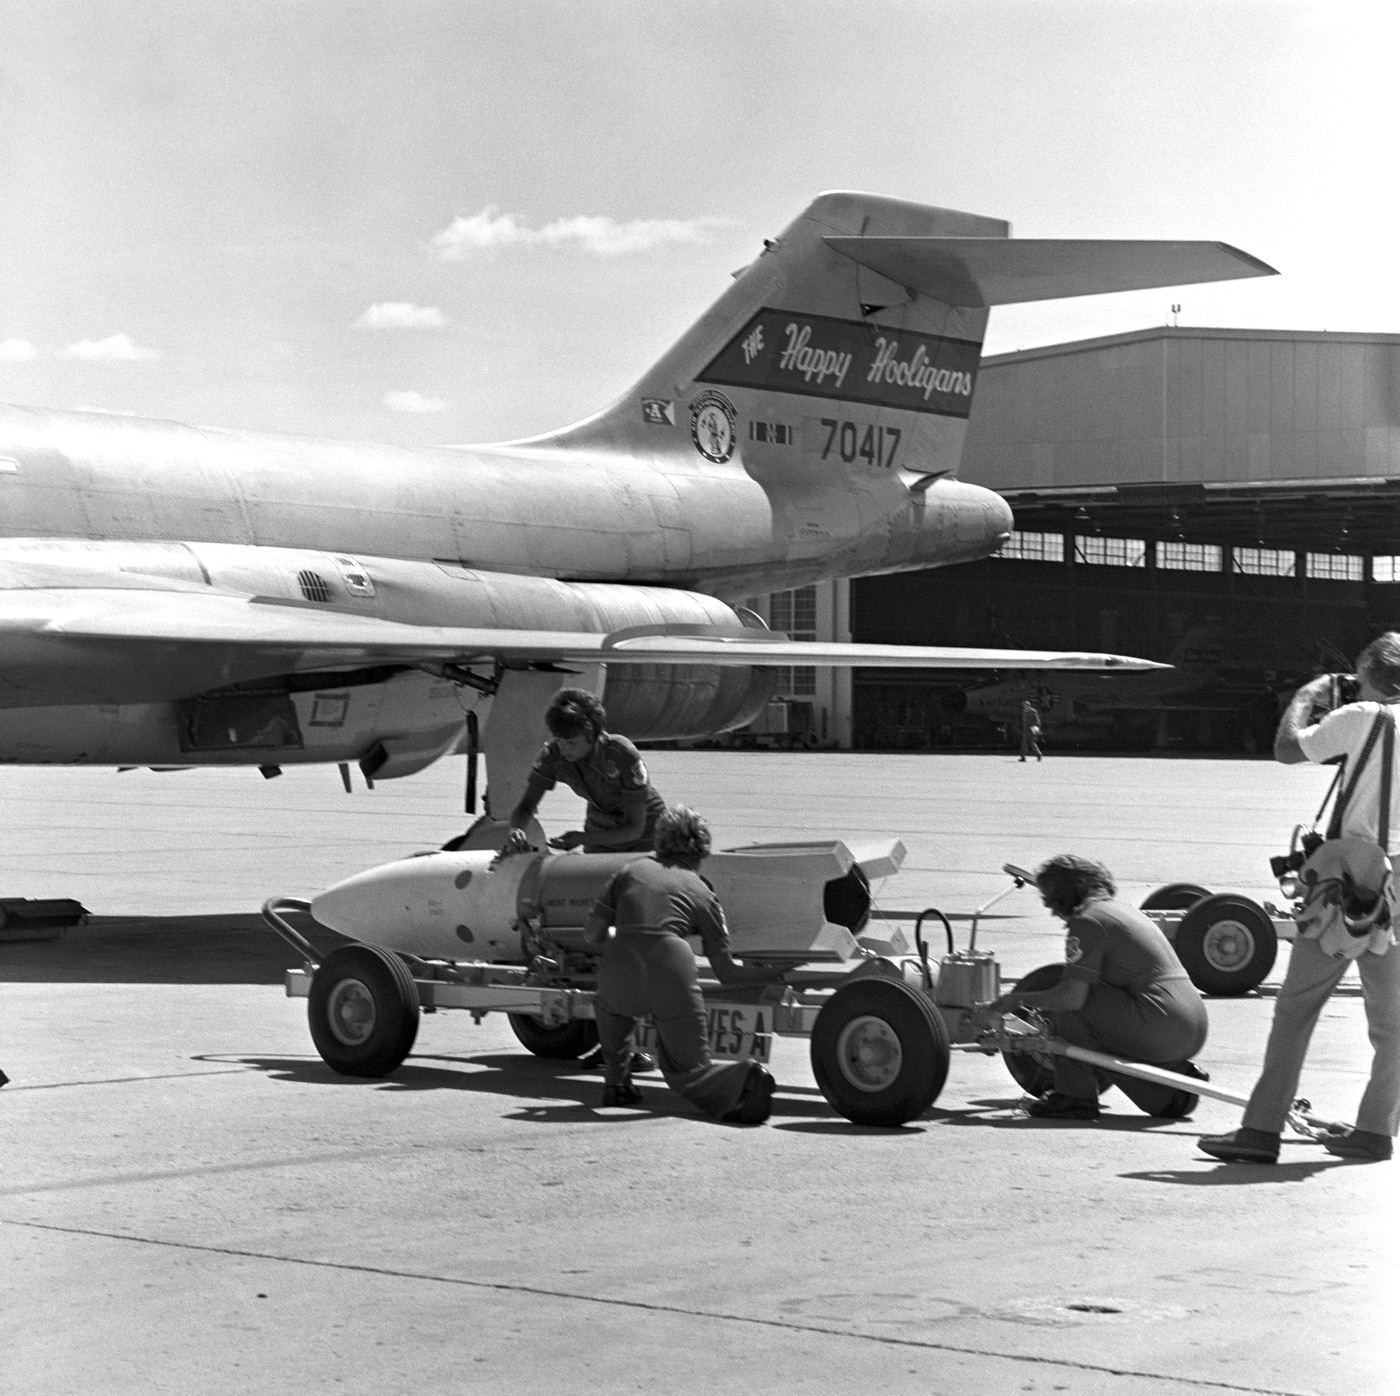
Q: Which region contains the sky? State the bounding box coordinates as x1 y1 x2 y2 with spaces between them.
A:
0 0 1394 447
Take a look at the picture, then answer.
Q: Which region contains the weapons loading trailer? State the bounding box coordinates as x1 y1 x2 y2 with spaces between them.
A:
263 844 1323 1132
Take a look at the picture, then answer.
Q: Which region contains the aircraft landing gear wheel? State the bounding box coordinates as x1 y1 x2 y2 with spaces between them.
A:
508 1014 600 1059
811 977 949 1126
1140 883 1212 912
308 944 420 1077
1000 964 1112 1100
1173 894 1277 996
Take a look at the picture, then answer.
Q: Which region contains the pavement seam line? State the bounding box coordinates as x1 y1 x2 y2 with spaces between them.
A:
0 1067 249 1092
3 1219 1308 1396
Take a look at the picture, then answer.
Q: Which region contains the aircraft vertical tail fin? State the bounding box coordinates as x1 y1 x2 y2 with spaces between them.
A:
523 191 1272 490
527 192 1008 484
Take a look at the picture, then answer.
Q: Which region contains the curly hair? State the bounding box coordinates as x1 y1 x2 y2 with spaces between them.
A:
654 805 712 868
544 687 607 741
1035 854 1116 919
1357 633 1400 697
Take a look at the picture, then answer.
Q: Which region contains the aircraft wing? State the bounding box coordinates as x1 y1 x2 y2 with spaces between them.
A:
823 236 1277 307
0 585 1166 707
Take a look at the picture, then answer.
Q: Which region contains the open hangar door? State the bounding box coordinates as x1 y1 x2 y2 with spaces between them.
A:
850 478 1400 753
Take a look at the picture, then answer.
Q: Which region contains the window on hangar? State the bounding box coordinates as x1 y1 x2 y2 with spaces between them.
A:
1075 536 1146 568
994 530 1065 563
1234 547 1297 577
1306 553 1364 582
1156 542 1223 572
767 585 817 696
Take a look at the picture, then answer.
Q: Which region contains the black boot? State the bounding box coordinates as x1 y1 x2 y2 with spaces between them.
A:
721 1063 776 1125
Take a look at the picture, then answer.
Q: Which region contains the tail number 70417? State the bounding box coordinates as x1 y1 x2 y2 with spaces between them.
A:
819 418 901 470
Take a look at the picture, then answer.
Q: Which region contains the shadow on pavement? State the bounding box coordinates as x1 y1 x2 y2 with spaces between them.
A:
941 1097 1202 1133
1122 1159 1338 1184
210 1051 842 1125
0 914 347 985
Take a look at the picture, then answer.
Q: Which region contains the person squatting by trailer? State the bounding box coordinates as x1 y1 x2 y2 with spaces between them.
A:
584 806 780 1122
1202 633 1400 1164
503 688 667 855
989 854 1209 1120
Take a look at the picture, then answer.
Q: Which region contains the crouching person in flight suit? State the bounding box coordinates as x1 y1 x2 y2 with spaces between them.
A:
500 688 666 856
584 806 780 1124
988 853 1209 1120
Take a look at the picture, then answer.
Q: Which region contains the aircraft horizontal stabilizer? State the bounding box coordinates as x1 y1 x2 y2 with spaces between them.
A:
4 587 1166 692
824 236 1277 307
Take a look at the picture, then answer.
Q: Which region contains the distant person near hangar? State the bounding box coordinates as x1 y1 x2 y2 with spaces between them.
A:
1020 699 1043 762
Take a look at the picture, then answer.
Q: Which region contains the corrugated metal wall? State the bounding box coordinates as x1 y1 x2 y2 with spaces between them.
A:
957 329 1400 490
849 328 1400 751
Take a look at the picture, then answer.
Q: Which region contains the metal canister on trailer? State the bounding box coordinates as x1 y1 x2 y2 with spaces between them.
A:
935 951 999 1009
934 950 1001 1043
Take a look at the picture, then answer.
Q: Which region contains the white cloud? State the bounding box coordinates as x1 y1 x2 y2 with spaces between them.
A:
59 333 159 361
383 390 446 413
431 206 739 259
0 338 37 361
356 302 447 329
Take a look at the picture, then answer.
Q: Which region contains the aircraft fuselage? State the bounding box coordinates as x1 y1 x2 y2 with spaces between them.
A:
0 404 1011 601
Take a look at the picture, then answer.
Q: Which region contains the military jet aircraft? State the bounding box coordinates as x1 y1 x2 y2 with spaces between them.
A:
0 192 1273 817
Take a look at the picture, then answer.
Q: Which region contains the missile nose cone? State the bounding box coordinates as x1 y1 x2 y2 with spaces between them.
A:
310 852 469 940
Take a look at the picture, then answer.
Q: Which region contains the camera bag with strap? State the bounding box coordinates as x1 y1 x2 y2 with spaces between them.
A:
1293 709 1398 961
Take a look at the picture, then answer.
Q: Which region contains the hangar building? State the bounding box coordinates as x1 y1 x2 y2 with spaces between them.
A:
758 327 1400 752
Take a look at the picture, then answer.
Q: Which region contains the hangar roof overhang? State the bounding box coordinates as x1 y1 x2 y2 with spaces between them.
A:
999 477 1400 557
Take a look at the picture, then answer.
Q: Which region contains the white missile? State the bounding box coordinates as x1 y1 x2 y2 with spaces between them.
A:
309 839 909 966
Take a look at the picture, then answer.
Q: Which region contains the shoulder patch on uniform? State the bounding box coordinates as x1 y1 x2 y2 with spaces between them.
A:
1064 935 1083 964
603 735 648 787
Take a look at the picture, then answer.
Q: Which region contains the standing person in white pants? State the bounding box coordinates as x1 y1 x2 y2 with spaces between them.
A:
1201 634 1400 1164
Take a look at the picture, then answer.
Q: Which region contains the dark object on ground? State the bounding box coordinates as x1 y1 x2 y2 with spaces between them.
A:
1025 1092 1101 1120
0 898 88 943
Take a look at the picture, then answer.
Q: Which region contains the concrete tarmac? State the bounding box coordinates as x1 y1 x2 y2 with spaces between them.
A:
2 754 1396 1395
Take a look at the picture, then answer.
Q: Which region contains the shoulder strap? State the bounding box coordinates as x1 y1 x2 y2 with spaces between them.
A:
1380 716 1395 849
1327 711 1389 839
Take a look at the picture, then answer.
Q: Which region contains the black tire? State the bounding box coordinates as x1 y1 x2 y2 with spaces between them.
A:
1173 893 1278 996
1000 962 1063 1097
1140 882 1212 912
308 944 420 1077
811 977 949 1126
999 963 1112 1099
508 1014 599 1059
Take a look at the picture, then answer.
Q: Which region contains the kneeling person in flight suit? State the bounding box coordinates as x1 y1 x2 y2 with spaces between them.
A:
989 853 1209 1120
584 806 780 1123
502 687 666 855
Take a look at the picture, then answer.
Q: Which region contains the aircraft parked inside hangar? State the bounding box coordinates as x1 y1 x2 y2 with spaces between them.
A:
960 623 1283 751
0 192 1274 817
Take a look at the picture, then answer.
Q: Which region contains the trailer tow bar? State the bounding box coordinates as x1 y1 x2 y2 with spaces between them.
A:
991 1015 1345 1139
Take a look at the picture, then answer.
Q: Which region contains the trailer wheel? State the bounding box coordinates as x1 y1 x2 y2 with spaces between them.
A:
308 944 420 1077
1140 882 1212 911
1174 894 1277 996
998 963 1109 1100
508 1014 599 1059
811 978 949 1127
